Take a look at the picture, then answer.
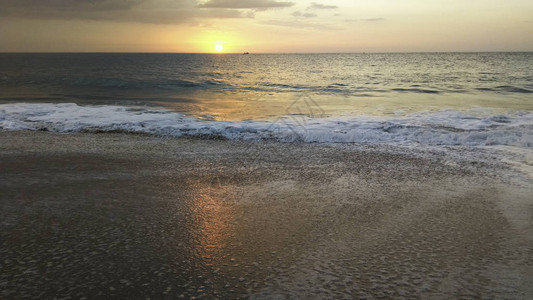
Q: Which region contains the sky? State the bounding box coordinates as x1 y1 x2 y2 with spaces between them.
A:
0 0 532 53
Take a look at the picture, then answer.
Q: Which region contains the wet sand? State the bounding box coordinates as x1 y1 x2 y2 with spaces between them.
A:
1 131 532 299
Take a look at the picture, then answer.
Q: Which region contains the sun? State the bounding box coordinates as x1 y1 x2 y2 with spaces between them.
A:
215 44 223 52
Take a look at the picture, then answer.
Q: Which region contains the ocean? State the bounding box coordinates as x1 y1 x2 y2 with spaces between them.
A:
0 52 532 148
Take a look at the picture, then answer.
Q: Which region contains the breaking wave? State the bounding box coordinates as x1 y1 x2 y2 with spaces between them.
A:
1 103 532 148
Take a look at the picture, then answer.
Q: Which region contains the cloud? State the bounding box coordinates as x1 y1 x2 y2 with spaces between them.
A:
198 0 294 9
0 0 256 24
345 18 384 22
362 18 384 22
307 2 338 10
261 19 340 30
292 11 317 18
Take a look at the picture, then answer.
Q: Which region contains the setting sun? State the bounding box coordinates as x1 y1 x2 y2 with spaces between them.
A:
215 44 223 52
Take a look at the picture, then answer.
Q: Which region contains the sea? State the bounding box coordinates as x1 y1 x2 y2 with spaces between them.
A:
0 53 532 152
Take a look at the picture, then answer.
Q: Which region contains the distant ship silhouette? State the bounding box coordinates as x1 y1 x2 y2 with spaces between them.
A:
243 52 249 55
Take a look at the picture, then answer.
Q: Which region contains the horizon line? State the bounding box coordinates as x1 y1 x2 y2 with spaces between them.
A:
1 50 532 54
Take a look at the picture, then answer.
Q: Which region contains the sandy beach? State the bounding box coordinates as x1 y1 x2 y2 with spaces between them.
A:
1 131 532 299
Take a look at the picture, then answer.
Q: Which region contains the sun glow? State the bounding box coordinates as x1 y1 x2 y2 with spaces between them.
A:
215 44 223 52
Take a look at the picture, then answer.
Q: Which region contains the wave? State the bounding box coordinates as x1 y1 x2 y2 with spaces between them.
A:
65 77 215 90
391 88 442 94
1 103 532 148
0 76 229 91
3 74 532 98
241 84 532 96
475 86 533 94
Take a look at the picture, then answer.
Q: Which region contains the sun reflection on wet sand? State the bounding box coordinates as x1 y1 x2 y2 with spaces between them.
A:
186 178 236 268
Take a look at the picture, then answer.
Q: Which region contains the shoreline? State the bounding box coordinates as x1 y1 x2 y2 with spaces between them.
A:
1 131 532 298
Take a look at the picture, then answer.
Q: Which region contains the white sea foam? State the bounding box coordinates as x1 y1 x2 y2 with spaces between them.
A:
1 103 532 149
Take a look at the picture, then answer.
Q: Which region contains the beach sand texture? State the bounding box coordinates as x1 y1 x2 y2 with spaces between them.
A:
1 131 532 299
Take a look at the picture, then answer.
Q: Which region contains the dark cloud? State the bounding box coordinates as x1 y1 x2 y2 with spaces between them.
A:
0 0 256 23
0 0 144 13
198 0 294 9
307 2 337 10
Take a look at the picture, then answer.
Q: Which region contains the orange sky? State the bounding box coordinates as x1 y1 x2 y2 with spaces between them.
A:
1 0 532 52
